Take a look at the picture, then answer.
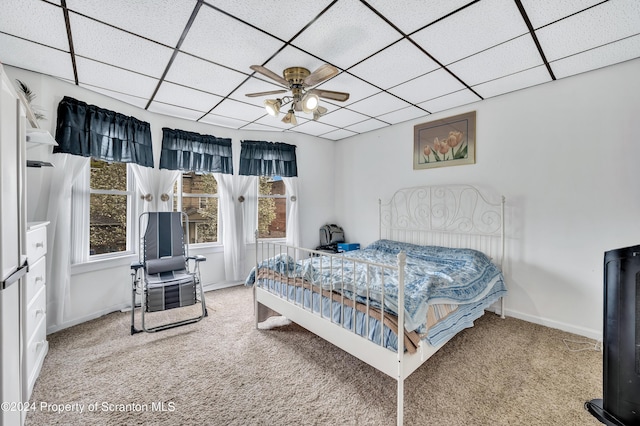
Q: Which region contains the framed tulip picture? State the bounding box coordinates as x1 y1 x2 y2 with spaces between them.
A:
413 111 476 170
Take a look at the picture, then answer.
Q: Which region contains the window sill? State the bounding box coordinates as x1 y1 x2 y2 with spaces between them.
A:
71 253 138 276
70 245 225 276
251 238 286 244
188 244 224 255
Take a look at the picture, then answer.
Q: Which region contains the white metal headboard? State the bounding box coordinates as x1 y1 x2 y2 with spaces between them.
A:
379 185 505 268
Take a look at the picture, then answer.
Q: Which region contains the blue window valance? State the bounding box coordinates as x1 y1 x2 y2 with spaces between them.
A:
239 140 297 177
159 128 233 174
54 96 154 167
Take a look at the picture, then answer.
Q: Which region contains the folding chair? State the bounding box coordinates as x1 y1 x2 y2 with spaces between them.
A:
130 211 207 334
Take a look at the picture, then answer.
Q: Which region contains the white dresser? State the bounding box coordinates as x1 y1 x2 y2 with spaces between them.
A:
23 221 49 403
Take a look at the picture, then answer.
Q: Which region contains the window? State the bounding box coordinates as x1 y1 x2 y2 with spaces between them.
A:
174 172 219 244
89 159 134 256
258 176 286 239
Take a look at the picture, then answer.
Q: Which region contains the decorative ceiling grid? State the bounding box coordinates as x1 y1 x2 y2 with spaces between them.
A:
0 0 638 141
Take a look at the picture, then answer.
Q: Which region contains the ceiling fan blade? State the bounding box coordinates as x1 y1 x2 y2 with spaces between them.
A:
304 64 339 87
245 89 287 98
250 65 289 87
309 89 350 102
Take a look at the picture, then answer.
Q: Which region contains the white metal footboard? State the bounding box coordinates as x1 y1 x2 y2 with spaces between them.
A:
252 239 443 426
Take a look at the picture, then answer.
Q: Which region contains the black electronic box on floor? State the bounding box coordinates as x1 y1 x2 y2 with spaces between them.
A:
586 245 640 426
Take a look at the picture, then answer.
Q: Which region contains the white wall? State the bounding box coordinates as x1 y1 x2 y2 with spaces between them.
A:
334 58 640 340
5 66 337 332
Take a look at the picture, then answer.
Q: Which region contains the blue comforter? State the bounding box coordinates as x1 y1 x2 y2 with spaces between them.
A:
246 239 506 332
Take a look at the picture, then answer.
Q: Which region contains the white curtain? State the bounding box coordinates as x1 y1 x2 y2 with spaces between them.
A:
130 164 180 212
46 153 90 330
282 177 300 248
70 161 90 264
215 173 257 282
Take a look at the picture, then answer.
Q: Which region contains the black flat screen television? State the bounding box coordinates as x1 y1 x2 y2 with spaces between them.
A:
586 245 640 426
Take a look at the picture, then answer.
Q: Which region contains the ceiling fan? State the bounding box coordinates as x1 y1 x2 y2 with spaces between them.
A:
246 64 350 124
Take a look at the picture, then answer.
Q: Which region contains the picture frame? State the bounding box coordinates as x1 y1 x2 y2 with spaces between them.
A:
413 111 476 170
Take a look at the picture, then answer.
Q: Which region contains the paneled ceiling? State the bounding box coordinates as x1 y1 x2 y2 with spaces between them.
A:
1 0 639 141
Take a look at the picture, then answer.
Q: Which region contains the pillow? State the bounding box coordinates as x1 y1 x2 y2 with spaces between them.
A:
146 256 186 274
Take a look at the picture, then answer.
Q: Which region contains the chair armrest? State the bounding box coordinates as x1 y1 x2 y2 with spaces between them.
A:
130 261 144 271
188 255 207 262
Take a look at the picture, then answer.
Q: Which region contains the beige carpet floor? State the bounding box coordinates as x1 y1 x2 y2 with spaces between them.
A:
26 285 603 425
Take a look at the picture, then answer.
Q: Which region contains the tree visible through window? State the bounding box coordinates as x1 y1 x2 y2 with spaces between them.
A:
175 172 218 244
258 176 286 239
89 159 130 255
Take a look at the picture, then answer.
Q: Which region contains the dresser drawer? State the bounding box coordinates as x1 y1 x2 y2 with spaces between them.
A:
25 319 48 396
26 225 47 263
25 287 46 340
25 256 46 303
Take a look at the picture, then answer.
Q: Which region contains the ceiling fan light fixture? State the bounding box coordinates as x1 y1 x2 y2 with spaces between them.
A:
313 105 327 121
282 109 297 125
301 93 319 113
264 98 281 117
248 64 349 124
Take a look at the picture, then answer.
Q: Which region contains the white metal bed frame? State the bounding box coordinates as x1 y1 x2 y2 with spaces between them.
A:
252 184 505 425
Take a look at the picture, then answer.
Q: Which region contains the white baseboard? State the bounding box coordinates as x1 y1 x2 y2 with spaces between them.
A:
503 308 602 341
47 302 130 335
202 281 243 292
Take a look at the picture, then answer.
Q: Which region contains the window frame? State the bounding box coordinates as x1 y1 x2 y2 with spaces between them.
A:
87 161 137 260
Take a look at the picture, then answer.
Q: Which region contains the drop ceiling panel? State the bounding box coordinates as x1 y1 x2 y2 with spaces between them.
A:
210 98 267 122
550 34 640 79
205 0 335 41
348 39 440 90
291 0 403 69
388 68 466 104
78 83 149 110
70 13 174 79
472 65 551 98
344 118 389 134
292 120 337 137
348 92 413 118
448 35 542 86
154 81 224 112
377 106 428 125
148 101 206 121
0 0 69 50
365 0 474 35
320 108 369 128
411 0 529 65
0 34 75 81
536 0 640 62
164 52 247 97
254 115 300 130
199 113 251 129
180 4 284 72
242 122 286 132
65 0 197 47
321 128 358 141
520 0 606 29
417 89 479 114
75 57 159 99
